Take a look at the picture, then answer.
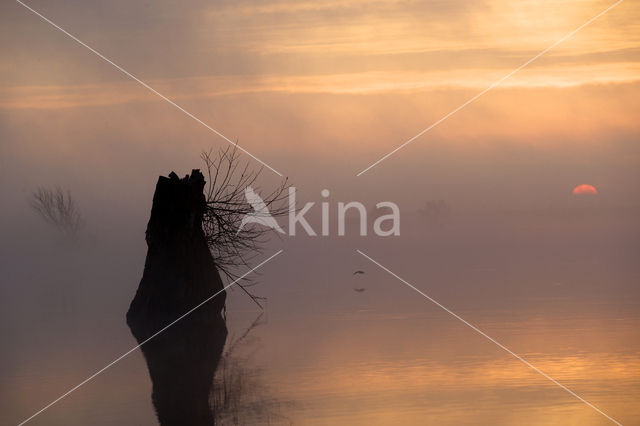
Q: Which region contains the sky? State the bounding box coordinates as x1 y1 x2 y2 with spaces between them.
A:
1 0 638 192
1 0 639 218
1 0 639 249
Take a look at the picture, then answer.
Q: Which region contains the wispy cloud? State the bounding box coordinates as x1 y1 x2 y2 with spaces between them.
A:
3 61 640 110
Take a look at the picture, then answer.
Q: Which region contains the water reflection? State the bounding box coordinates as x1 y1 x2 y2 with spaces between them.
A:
128 304 227 426
210 314 291 424
128 310 289 425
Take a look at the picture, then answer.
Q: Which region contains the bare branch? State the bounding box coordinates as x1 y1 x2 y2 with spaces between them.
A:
30 186 84 239
201 145 289 308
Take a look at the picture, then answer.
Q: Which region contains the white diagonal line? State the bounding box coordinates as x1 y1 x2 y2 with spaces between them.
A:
356 249 622 425
14 0 284 177
18 249 284 426
356 0 623 176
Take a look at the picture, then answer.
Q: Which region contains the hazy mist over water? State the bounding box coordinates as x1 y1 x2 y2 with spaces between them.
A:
1 0 640 424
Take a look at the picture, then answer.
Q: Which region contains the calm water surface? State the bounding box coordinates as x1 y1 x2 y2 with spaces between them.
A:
1 209 638 425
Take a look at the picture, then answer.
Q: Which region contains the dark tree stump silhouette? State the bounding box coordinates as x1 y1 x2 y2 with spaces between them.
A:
127 169 226 323
127 169 228 426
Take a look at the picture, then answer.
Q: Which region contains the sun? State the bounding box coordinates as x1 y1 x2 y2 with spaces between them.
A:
572 184 598 195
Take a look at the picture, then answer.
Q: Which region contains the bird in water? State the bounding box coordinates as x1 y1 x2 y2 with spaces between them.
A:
353 288 366 293
353 270 365 275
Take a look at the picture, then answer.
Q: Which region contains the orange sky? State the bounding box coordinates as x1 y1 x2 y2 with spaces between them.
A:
2 0 639 102
1 0 639 204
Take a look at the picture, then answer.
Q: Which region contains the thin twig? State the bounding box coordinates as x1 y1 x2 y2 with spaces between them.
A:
201 144 289 309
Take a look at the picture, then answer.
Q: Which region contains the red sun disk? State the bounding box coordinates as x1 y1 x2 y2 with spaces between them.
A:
572 184 598 195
